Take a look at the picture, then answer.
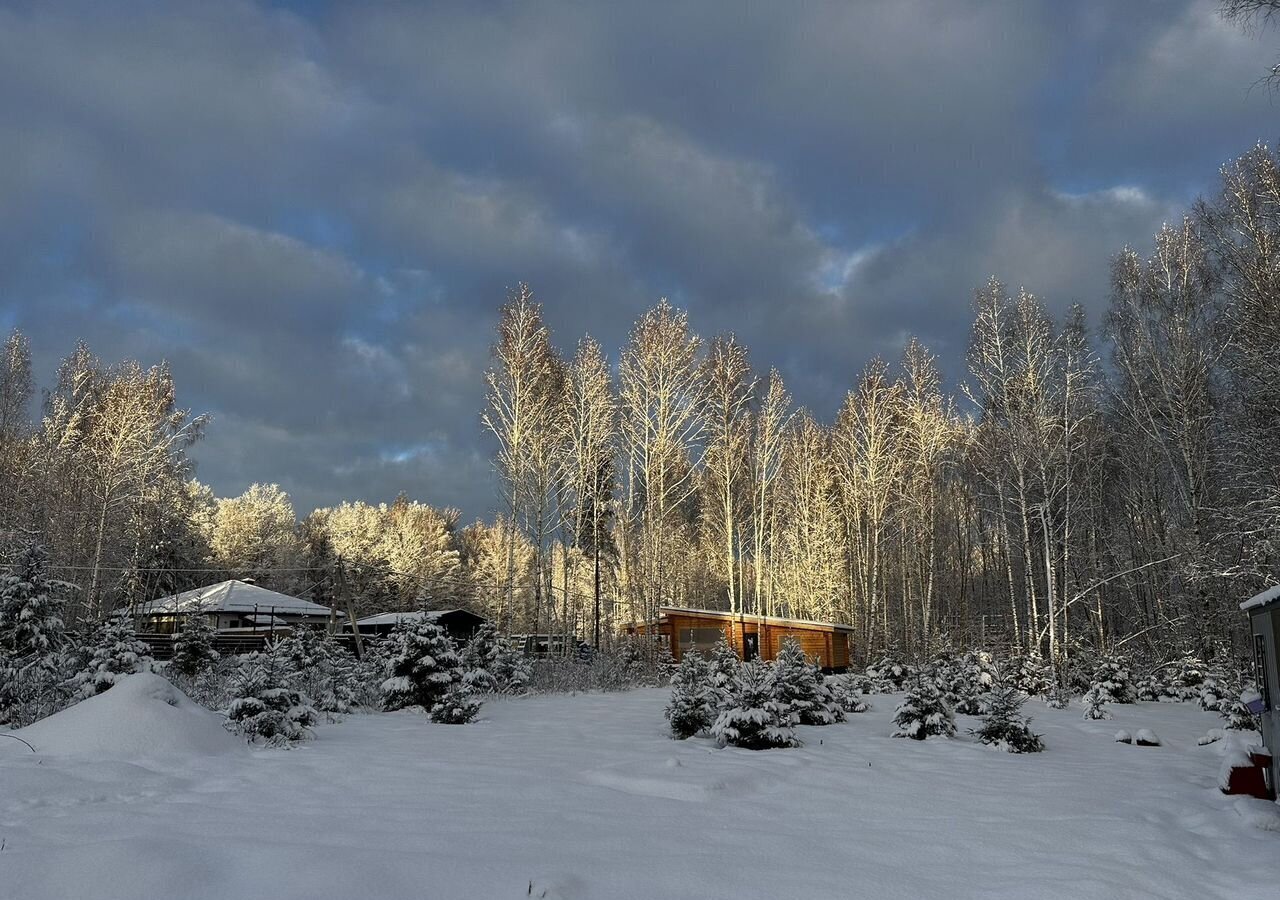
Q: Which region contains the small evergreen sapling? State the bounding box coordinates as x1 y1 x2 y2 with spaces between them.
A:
892 676 956 740
1010 652 1053 698
460 624 499 694
707 636 741 701
830 674 871 713
1221 685 1261 732
429 681 483 723
971 683 1044 753
0 544 69 663
381 617 463 711
1091 656 1136 704
954 650 998 715
227 650 317 743
711 660 799 750
665 651 717 739
772 637 837 726
71 614 153 698
1081 683 1112 720
169 613 219 678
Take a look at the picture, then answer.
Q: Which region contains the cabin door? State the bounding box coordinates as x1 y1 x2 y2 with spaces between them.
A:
743 633 759 662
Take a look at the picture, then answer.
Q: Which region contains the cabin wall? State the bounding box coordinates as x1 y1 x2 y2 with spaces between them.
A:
633 613 851 671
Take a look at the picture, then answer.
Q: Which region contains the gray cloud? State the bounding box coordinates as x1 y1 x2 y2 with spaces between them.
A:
0 0 1273 518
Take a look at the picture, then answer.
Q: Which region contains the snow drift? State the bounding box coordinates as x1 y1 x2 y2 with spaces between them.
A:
12 672 241 759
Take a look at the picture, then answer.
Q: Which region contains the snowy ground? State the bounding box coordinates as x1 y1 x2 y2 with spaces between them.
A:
4 678 1279 900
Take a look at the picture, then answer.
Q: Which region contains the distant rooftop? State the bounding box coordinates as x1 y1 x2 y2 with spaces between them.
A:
1241 584 1280 612
138 580 332 617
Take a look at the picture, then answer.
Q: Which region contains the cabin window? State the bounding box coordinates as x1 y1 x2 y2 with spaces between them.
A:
679 627 724 656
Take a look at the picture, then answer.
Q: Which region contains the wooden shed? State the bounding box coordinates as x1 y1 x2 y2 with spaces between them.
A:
1242 586 1280 794
625 606 854 671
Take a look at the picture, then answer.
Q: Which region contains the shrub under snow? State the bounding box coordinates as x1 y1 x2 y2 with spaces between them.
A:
227 650 317 744
69 614 152 699
665 651 717 739
712 660 799 750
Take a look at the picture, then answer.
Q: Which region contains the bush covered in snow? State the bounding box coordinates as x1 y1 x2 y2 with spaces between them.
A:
273 627 361 714
971 683 1044 753
1081 683 1112 720
460 622 531 695
429 681 483 724
227 650 317 744
381 617 464 712
892 676 956 740
665 651 717 739
0 544 76 726
773 636 843 726
829 673 872 713
711 659 799 750
865 652 912 692
168 613 219 678
69 614 152 699
1091 656 1136 704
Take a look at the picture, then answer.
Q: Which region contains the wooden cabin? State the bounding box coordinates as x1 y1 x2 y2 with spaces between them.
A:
626 606 854 671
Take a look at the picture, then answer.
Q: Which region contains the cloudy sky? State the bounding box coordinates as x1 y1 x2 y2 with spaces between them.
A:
0 0 1275 520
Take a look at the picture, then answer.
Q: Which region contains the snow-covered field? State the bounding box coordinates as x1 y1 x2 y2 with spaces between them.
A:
3 676 1278 900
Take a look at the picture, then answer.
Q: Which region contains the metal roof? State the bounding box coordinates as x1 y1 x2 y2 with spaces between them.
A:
355 609 478 627
138 580 332 617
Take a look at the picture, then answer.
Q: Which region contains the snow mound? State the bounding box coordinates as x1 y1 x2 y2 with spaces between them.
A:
13 672 242 759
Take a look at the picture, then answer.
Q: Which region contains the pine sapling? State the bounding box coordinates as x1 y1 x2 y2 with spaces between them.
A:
892 675 956 740
971 683 1044 752
1081 683 1112 720
429 681 483 724
665 651 716 739
711 660 799 750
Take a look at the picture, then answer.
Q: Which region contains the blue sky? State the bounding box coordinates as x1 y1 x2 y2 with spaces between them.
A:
1 0 1276 520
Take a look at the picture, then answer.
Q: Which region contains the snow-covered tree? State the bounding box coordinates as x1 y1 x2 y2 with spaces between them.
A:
707 636 741 700
460 623 500 694
892 676 956 740
972 683 1044 752
712 660 799 750
1162 655 1208 701
830 674 871 713
1009 652 1052 698
665 651 717 739
227 650 317 743
866 653 912 692
1091 656 1136 704
169 613 219 678
772 637 842 725
1081 683 1112 720
954 649 998 715
70 614 152 698
429 681 483 724
0 544 69 662
1220 686 1260 732
381 618 462 711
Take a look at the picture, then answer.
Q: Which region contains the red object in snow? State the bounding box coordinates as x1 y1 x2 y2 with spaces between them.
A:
1223 750 1275 801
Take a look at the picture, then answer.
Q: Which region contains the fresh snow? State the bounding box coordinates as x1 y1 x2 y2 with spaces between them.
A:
1240 583 1280 611
3 685 1279 899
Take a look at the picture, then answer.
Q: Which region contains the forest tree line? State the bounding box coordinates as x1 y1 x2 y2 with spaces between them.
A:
3 143 1280 668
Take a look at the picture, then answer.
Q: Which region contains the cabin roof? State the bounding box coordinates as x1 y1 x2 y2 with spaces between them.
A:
644 606 856 633
355 609 482 628
138 580 333 617
1242 584 1280 612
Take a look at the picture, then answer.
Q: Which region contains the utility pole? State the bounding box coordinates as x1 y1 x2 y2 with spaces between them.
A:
336 556 364 659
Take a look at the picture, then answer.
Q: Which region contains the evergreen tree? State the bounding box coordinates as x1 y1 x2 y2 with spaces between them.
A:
227 650 317 742
1081 683 1112 720
460 624 499 694
70 614 152 698
830 674 871 713
1010 652 1052 698
866 652 912 691
381 617 462 711
314 640 360 714
0 544 69 662
954 649 998 715
1221 686 1260 732
971 683 1045 752
429 681 483 723
707 636 741 700
169 613 219 678
1162 655 1208 701
1091 656 1136 704
711 660 799 749
892 676 956 740
665 651 716 739
1198 670 1230 711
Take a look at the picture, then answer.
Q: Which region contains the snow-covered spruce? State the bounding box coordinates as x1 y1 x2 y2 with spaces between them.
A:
0 544 70 663
971 683 1044 753
272 626 360 714
69 614 152 699
1081 683 1112 720
772 636 842 726
711 660 799 750
892 676 956 740
865 652 912 692
1198 670 1231 712
168 612 219 678
460 621 530 695
830 674 872 713
707 636 741 701
955 649 998 715
429 682 483 724
1009 651 1053 698
1044 681 1071 710
227 650 317 743
665 651 717 739
1160 655 1208 702
381 617 463 712
1220 686 1261 731
1091 656 1136 704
